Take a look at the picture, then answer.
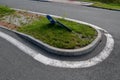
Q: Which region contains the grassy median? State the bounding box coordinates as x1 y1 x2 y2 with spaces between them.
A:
80 0 120 10
0 5 97 49
17 17 97 49
91 2 120 10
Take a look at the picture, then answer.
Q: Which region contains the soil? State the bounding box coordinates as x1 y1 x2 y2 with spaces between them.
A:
0 10 41 30
0 21 18 30
16 11 40 18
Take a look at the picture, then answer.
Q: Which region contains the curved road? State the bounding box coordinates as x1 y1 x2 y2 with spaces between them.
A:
0 0 120 80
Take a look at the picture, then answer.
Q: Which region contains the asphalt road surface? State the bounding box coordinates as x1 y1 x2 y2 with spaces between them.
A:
0 0 120 80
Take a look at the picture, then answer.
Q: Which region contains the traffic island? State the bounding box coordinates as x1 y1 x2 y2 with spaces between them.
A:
0 6 101 56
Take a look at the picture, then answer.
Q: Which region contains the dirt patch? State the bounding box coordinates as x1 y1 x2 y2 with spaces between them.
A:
0 21 18 30
16 11 40 18
0 10 41 29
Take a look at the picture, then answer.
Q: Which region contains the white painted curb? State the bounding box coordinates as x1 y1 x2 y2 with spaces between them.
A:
0 8 114 68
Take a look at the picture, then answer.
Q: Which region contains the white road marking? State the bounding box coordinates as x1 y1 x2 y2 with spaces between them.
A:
0 31 38 57
0 8 114 68
34 33 114 68
0 25 114 68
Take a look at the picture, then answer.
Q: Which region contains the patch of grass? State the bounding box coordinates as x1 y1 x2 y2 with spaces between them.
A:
57 18 97 38
86 0 120 4
80 0 120 10
17 16 97 49
0 5 15 17
92 2 120 10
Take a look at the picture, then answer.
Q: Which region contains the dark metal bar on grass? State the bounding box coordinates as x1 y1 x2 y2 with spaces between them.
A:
56 21 72 32
46 15 72 32
46 15 56 24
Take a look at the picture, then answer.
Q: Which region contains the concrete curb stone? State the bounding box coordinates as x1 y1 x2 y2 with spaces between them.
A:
0 9 102 56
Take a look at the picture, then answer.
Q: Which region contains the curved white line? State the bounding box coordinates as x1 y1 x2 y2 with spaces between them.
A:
0 31 38 57
34 33 114 68
0 26 114 68
0 8 114 68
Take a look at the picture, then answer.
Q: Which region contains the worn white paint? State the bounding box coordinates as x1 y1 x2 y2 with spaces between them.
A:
0 30 114 68
0 31 38 57
34 33 114 68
